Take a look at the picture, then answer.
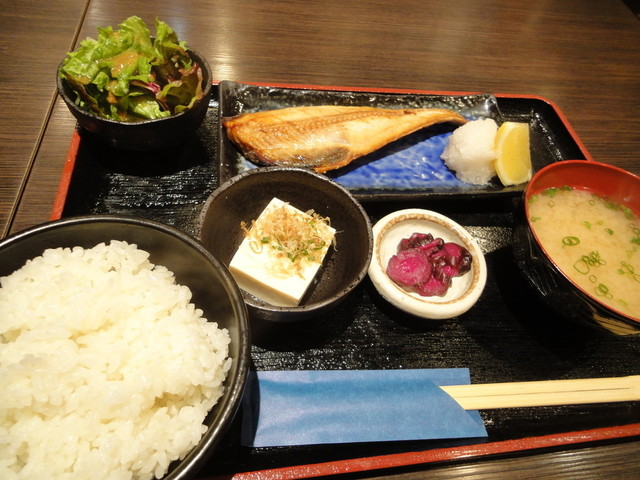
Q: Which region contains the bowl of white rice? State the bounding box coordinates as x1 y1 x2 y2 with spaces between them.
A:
0 215 251 480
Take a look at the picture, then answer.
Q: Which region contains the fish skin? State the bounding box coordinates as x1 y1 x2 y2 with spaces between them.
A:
223 105 467 173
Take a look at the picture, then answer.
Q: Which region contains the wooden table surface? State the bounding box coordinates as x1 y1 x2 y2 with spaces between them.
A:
2 1 640 478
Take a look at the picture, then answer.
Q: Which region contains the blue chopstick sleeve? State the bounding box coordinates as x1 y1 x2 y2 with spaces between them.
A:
240 369 487 447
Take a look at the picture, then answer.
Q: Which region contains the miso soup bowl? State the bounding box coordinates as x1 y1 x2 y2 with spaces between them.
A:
512 160 640 335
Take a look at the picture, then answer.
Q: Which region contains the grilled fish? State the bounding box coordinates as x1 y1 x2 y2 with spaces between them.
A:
223 105 467 173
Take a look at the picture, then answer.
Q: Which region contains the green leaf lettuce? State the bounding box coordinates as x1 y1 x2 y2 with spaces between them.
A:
59 16 205 121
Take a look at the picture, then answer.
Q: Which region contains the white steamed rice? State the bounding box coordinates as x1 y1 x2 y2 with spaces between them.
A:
441 118 498 185
0 240 232 480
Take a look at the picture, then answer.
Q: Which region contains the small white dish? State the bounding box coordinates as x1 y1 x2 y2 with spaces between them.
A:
368 209 487 320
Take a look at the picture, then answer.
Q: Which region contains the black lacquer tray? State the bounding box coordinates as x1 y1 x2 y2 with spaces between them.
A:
53 83 640 479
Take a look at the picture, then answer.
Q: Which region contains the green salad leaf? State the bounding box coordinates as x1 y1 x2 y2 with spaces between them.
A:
59 16 205 122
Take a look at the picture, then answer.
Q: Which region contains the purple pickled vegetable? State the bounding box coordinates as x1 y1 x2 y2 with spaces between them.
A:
442 242 473 275
430 242 473 278
434 260 454 283
416 274 451 297
385 232 473 297
398 232 434 251
386 249 433 286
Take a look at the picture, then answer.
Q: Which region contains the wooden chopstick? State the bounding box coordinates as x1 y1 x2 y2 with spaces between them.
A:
440 375 640 410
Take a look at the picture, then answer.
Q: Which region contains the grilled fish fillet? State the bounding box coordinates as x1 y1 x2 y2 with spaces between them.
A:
223 105 467 173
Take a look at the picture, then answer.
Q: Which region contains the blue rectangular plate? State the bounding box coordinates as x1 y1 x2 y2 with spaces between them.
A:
218 81 590 202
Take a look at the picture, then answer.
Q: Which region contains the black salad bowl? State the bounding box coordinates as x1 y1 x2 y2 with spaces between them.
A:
56 49 212 151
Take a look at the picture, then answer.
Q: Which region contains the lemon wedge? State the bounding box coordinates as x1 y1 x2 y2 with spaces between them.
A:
494 122 532 186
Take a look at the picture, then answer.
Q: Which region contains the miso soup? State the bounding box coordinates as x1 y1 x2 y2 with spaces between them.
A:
528 186 640 320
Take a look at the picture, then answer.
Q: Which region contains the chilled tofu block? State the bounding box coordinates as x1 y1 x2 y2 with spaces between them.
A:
229 197 336 306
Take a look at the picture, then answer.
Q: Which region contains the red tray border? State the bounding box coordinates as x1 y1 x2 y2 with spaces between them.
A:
51 83 621 480
218 423 640 480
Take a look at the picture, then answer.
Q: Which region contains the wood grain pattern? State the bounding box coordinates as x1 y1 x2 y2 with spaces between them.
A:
0 0 87 237
2 1 640 478
346 440 640 479
9 0 640 235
